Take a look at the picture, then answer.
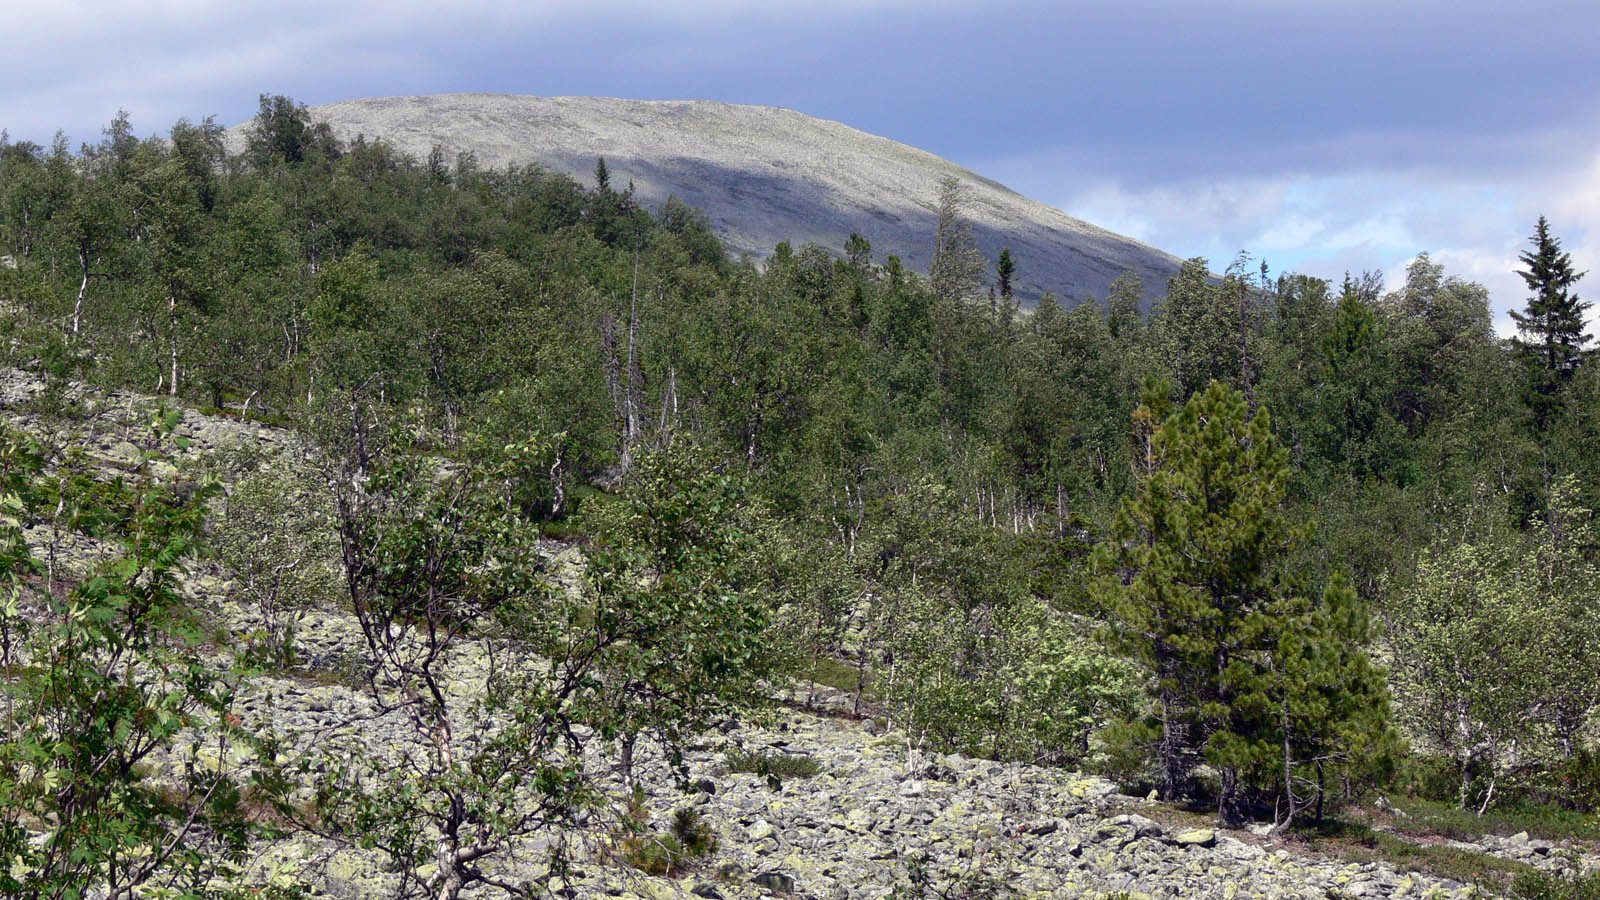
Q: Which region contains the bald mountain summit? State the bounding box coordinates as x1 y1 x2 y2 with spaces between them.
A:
229 93 1184 304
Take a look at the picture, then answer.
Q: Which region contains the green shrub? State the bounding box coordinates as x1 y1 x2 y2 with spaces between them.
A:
1393 753 1463 804
723 747 823 779
1524 750 1600 813
616 805 718 875
1091 718 1162 797
1508 871 1600 900
621 833 686 876
876 591 1142 768
671 807 718 858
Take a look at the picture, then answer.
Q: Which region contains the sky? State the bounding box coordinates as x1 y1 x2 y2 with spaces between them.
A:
4 0 1598 333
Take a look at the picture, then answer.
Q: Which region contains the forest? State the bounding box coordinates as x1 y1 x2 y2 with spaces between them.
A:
1 94 1598 898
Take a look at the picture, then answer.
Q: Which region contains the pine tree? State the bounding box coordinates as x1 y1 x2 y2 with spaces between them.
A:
1096 380 1389 825
1511 217 1589 422
996 248 1015 300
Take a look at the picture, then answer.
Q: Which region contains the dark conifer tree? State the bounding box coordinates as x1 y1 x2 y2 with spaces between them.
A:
1511 217 1589 419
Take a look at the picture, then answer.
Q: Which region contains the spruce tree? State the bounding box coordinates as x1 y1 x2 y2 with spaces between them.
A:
996 248 1015 300
1511 217 1589 420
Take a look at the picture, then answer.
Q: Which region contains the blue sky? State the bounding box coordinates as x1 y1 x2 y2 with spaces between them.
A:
5 0 1598 332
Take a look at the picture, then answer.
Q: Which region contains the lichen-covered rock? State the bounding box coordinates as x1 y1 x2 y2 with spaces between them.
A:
1174 828 1216 848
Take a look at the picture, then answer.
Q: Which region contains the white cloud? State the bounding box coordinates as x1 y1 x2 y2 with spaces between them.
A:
971 157 1600 339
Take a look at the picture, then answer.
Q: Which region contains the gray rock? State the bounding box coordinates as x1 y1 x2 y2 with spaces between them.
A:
1111 813 1165 839
751 871 796 893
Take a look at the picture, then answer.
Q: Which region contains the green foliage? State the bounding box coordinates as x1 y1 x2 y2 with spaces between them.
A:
580 443 773 783
7 99 1600 878
671 806 719 858
1511 217 1590 422
1097 381 1391 824
1382 791 1600 845
1389 476 1600 813
0 413 285 899
1149 258 1250 398
305 410 603 898
723 747 824 781
611 792 718 876
1510 872 1600 900
1287 816 1533 889
929 177 986 306
211 454 340 668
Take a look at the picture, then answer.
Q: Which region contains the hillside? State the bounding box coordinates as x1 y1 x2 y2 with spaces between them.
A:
234 94 1186 304
3 374 1592 899
8 98 1600 900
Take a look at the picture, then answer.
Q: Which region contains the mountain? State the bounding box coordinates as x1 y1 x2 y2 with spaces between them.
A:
248 94 1185 305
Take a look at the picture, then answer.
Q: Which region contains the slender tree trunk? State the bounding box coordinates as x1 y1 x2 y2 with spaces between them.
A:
618 252 642 474
1278 695 1296 831
620 732 637 787
1315 761 1325 823
73 248 90 338
657 365 676 448
549 446 565 518
1157 649 1185 801
1219 765 1241 826
168 289 179 397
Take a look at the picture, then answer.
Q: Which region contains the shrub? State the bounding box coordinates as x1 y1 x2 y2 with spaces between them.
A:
1091 718 1163 798
1509 871 1600 900
724 748 823 780
615 801 718 875
671 807 718 858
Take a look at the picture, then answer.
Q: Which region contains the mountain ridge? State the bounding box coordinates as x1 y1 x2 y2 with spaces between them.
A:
230 93 1186 304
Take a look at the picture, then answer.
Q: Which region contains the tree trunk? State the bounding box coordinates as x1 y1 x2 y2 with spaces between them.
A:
620 732 637 787
1157 650 1185 802
168 289 179 397
73 248 89 338
1219 766 1243 827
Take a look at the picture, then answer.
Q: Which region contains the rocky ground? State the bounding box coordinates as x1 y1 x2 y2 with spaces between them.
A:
4 374 1596 899
242 639 1488 900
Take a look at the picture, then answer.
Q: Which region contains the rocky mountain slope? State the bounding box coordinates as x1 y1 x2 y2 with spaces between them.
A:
6 374 1592 899
232 94 1186 305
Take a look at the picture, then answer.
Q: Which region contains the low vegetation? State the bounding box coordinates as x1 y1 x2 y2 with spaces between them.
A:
723 747 825 781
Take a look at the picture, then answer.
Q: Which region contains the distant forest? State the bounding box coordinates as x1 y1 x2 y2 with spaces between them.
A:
3 94 1600 840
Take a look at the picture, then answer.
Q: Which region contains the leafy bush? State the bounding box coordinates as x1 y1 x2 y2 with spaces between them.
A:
878 590 1142 768
0 414 284 897
212 455 340 669
1091 718 1163 797
1523 749 1600 813
724 747 823 780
